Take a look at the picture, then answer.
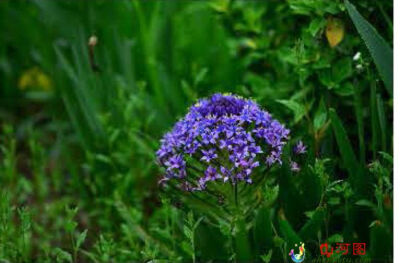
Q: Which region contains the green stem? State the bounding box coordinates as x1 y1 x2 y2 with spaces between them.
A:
368 69 378 159
234 183 238 207
231 184 252 262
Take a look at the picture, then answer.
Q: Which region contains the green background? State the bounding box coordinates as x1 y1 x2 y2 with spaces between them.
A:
0 0 393 262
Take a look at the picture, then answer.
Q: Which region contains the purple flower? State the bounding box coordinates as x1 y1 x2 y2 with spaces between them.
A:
156 93 290 190
198 166 222 189
220 166 233 183
294 140 307 155
165 154 185 171
200 149 217 163
290 161 300 172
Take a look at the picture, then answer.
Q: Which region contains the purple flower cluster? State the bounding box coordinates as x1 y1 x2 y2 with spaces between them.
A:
156 94 290 191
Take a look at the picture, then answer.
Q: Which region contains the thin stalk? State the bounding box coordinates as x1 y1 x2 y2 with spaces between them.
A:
231 182 252 262
234 183 238 207
369 70 379 159
353 79 366 165
376 94 387 152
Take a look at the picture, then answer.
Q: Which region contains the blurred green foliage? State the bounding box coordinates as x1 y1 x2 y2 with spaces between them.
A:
0 0 392 262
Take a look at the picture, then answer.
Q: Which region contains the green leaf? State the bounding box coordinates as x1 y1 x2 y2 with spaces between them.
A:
193 217 204 230
288 0 341 16
370 81 379 158
327 234 343 243
370 224 392 260
273 236 285 247
277 100 306 123
76 229 88 249
53 248 73 263
332 58 352 83
376 94 387 151
308 17 326 36
369 220 379 228
329 108 364 195
353 80 365 164
194 68 209 86
299 207 325 240
181 79 197 102
218 219 231 236
313 99 327 130
327 197 341 205
378 152 393 164
181 241 193 256
345 0 393 96
208 0 230 13
334 82 354 96
260 250 273 263
304 210 315 219
355 199 375 208
65 221 77 233
278 216 301 247
94 154 112 164
329 109 358 171
318 69 335 89
326 179 343 192
183 225 192 239
263 185 279 207
234 216 252 261
254 207 273 254
54 46 105 150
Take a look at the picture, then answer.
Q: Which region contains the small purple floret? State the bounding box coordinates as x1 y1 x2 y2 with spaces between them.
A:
294 140 307 155
290 161 300 172
200 149 217 163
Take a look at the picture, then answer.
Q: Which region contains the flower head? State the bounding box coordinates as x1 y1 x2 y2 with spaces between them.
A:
290 161 300 172
293 140 307 155
156 94 290 190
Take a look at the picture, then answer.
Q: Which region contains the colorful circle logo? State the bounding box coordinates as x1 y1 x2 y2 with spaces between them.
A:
289 242 306 263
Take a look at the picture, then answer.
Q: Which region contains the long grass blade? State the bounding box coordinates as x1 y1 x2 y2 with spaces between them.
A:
353 80 365 164
370 81 379 159
329 108 364 195
376 94 387 152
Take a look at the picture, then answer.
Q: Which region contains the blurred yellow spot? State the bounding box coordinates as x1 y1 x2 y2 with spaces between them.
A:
18 67 52 91
242 38 257 50
88 35 98 47
208 0 230 13
325 17 345 48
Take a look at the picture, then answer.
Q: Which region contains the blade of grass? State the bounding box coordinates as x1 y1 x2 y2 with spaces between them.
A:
329 108 364 195
131 1 167 116
278 215 301 247
353 80 365 165
329 108 359 173
376 94 387 152
370 80 379 159
299 206 325 240
253 207 273 254
345 0 393 96
54 46 104 149
376 1 393 36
